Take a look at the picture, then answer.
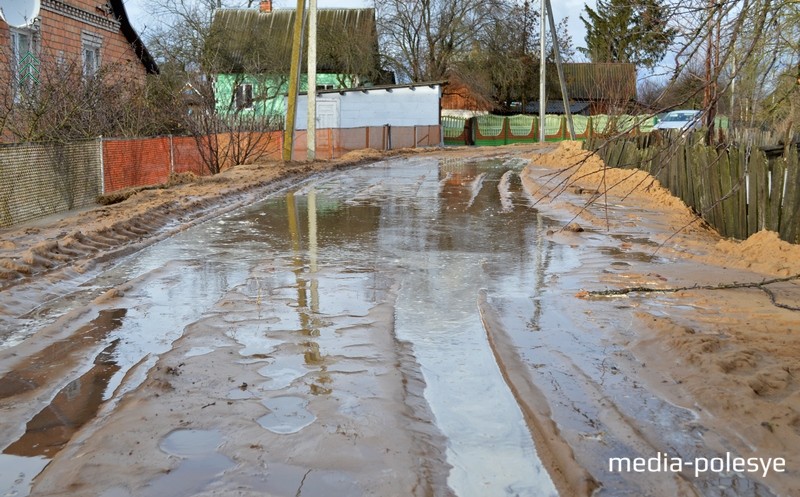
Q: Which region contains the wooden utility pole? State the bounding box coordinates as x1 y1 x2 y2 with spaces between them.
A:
307 0 317 161
539 0 546 142
539 0 574 141
283 0 307 162
545 0 575 140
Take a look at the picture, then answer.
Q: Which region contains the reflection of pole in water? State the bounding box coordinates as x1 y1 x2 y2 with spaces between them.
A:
308 189 319 314
530 213 549 331
286 192 302 254
286 191 309 320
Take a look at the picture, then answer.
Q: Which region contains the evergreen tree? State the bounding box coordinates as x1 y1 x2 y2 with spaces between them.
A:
580 0 676 69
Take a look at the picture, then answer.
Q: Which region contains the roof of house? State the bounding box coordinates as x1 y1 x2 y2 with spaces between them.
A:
109 0 159 74
560 63 636 101
205 8 379 78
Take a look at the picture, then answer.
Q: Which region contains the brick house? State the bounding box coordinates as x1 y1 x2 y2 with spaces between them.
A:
0 0 157 90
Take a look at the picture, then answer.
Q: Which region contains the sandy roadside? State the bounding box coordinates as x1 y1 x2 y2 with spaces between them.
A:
511 141 800 496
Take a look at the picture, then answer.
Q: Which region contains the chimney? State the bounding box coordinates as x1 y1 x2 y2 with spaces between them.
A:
259 0 272 13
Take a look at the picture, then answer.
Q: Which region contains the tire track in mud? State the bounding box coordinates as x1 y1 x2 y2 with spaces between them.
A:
0 166 337 292
477 289 599 497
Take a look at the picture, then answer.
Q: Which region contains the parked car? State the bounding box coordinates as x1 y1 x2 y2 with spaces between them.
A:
653 110 703 131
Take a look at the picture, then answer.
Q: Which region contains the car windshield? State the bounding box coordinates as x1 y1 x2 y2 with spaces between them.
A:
664 112 698 122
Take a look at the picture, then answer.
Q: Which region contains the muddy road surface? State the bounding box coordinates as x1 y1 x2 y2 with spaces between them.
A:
1 144 799 497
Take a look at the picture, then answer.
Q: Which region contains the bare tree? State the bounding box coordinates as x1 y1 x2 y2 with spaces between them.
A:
374 0 507 82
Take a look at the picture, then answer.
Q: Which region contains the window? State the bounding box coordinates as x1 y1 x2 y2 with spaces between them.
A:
81 31 102 78
10 29 33 98
235 83 253 111
316 84 334 91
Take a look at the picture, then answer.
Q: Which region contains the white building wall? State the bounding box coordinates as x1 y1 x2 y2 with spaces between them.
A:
293 85 441 129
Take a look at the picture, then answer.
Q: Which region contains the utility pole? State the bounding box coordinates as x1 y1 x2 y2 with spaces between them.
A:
545 0 575 140
283 0 307 162
307 0 317 161
539 0 546 142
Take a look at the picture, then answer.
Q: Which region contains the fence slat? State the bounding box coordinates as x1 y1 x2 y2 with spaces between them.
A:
769 157 786 234
718 149 735 238
781 151 800 243
730 146 744 240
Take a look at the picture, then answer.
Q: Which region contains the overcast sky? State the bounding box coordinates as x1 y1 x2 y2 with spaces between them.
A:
124 0 595 56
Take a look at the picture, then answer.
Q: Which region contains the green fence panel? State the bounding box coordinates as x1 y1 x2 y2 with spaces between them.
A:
475 114 507 146
572 116 590 136
544 115 562 136
638 116 658 133
592 115 611 134
508 115 535 136
507 114 536 143
618 115 636 133
442 116 467 145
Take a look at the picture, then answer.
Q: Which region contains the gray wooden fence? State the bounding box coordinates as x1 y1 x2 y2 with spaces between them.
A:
585 133 800 244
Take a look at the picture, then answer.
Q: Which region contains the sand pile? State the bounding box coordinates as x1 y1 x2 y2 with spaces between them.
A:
529 141 690 210
716 230 800 276
526 141 800 277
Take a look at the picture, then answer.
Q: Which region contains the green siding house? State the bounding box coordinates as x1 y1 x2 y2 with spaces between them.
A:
204 6 386 118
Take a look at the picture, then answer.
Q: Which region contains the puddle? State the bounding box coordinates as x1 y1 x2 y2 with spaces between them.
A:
143 429 233 497
258 396 316 434
4 339 121 458
257 354 312 390
225 321 287 357
0 454 49 497
184 346 215 358
600 246 661 263
2 156 574 495
0 309 126 401
159 429 223 456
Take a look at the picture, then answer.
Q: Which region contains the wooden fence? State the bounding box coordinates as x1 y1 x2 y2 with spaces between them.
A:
585 133 800 244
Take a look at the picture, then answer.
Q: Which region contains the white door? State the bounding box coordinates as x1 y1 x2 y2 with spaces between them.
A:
316 99 340 129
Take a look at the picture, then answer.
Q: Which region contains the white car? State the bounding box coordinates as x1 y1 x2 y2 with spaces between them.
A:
653 110 703 131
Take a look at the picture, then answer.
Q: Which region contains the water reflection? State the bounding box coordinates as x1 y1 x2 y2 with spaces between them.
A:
0 309 126 401
5 339 121 458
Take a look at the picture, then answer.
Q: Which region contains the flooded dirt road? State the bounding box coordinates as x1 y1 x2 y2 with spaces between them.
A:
1 154 561 497
1 146 798 496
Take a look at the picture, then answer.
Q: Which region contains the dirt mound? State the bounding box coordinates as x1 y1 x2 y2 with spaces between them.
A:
526 141 799 277
337 148 385 162
716 230 800 276
530 141 689 210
